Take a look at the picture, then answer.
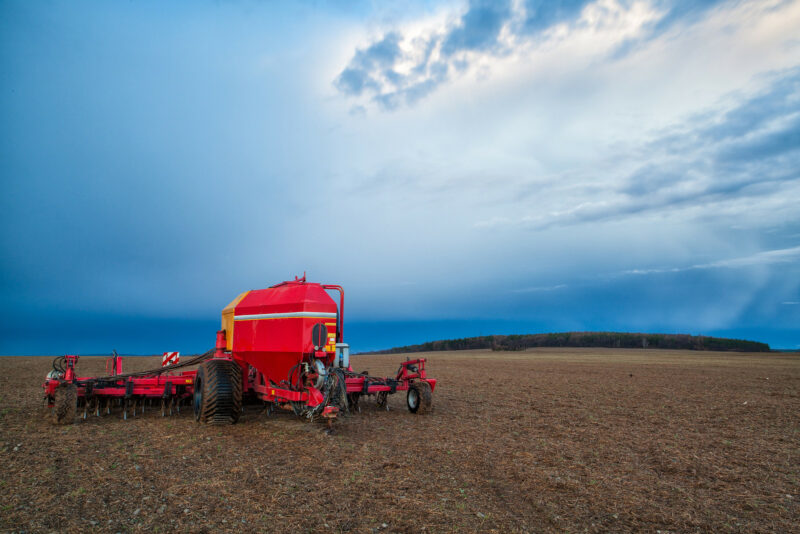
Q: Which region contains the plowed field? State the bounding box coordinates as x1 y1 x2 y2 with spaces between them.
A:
1 348 798 533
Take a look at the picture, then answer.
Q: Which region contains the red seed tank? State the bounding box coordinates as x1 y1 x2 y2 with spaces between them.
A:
221 278 340 386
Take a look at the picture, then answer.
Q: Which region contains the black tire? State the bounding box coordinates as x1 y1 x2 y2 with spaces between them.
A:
193 367 205 421
407 381 432 414
52 383 77 425
193 359 242 425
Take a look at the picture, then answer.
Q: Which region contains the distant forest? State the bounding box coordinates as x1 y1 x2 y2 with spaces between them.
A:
365 332 771 354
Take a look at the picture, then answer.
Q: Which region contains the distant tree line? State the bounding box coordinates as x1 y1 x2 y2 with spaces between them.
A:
363 332 771 354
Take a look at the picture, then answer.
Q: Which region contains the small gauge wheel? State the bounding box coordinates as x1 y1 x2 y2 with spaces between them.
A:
406 381 432 414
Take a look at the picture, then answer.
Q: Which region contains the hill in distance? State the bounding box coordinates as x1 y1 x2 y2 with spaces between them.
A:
363 331 771 354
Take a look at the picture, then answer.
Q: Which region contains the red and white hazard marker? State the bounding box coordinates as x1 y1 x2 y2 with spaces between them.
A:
162 352 180 366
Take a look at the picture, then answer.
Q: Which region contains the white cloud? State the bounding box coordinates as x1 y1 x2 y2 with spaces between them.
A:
511 284 568 293
622 246 800 275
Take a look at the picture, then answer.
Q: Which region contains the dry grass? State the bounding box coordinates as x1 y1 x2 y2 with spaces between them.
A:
0 349 798 533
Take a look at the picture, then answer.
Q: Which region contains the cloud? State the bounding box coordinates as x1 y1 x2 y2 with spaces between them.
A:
649 0 726 32
334 28 450 110
472 65 800 231
440 0 512 56
333 0 606 109
609 0 728 59
519 0 591 34
334 32 403 96
621 245 800 275
701 68 800 142
333 0 734 109
717 114 800 163
511 284 568 293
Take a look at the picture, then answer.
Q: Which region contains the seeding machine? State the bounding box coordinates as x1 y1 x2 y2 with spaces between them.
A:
43 276 436 425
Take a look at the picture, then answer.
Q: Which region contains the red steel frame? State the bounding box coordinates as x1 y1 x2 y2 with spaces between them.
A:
42 280 436 421
43 354 199 419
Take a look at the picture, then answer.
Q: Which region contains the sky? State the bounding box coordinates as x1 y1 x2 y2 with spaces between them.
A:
1 0 799 354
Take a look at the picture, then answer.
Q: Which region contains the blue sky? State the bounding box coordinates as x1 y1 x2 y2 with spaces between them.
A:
1 0 799 354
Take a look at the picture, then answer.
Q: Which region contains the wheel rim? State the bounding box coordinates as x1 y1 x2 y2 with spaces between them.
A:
408 388 419 410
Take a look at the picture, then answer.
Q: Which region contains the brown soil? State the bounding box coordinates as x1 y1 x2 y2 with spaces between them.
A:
0 348 798 533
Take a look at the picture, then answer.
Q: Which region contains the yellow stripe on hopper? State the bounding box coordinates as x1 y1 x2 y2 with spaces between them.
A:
221 291 251 351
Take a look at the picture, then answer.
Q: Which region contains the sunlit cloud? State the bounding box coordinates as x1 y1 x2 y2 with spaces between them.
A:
333 0 732 110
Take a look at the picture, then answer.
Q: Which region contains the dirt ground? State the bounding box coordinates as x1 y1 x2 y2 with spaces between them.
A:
0 348 798 533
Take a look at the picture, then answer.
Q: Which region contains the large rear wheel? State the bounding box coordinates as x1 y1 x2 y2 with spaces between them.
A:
193 359 242 425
